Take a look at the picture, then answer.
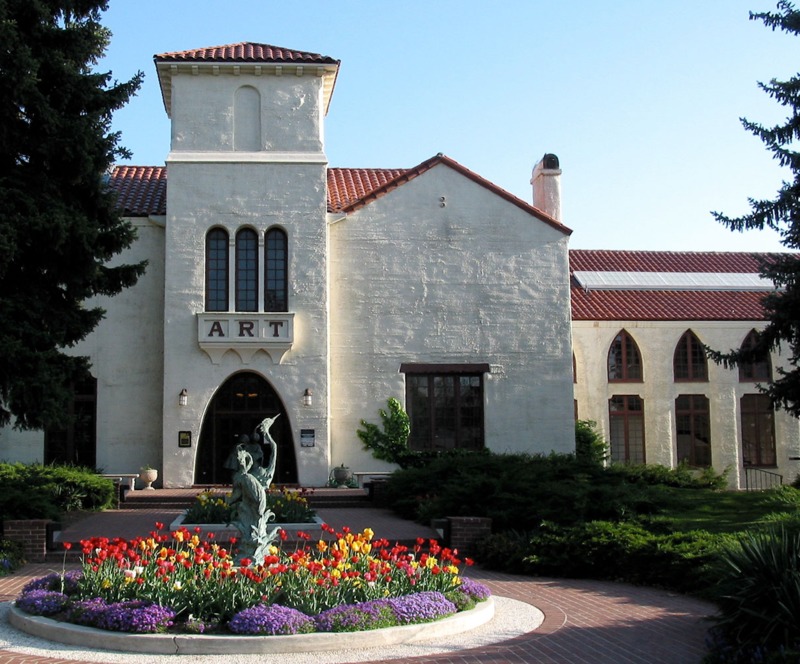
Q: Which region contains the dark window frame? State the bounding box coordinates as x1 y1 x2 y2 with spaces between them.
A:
739 330 772 382
741 393 777 467
402 364 488 451
675 394 712 467
608 394 645 464
608 330 643 382
264 227 288 312
235 228 259 312
674 330 709 382
205 228 229 312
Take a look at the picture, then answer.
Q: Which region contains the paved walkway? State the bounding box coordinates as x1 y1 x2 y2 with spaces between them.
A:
0 500 717 663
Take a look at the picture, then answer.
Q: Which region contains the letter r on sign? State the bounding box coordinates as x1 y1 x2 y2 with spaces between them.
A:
238 321 255 337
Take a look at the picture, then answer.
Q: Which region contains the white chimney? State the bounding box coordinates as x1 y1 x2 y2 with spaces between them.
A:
531 153 562 222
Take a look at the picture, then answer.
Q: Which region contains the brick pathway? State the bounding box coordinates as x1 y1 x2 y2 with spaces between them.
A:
0 503 716 663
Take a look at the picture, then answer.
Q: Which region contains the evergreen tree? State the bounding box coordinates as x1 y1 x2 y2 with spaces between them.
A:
709 2 800 416
0 0 144 429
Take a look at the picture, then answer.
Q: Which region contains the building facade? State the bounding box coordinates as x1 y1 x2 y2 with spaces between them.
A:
1 42 797 488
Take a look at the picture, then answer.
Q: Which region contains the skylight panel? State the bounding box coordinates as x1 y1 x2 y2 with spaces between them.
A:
573 271 774 291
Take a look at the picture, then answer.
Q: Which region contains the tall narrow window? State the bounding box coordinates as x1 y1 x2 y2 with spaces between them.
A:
674 330 708 381
235 228 258 312
608 330 643 381
609 395 645 464
739 330 772 382
402 364 487 451
265 228 288 312
675 394 711 467
205 228 229 312
741 394 776 466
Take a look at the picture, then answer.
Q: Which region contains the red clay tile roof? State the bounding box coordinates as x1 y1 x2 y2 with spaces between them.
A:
109 166 166 216
570 249 774 273
155 42 339 65
571 287 768 321
327 168 408 212
109 165 400 215
569 250 781 321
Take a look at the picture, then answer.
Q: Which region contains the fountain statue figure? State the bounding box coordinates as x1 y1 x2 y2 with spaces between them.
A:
227 414 281 564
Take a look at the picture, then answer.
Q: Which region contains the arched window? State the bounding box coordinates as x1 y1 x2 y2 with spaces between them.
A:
205 228 229 312
739 330 772 382
265 228 288 312
234 86 261 151
608 330 643 381
235 228 258 312
674 330 708 381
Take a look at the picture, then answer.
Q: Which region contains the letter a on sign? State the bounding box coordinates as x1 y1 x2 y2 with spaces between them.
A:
208 321 225 337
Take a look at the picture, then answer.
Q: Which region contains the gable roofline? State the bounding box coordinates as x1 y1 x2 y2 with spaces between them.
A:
154 42 340 117
335 153 572 234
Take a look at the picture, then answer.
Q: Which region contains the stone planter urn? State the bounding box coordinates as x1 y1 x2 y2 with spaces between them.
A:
139 467 158 490
332 464 352 486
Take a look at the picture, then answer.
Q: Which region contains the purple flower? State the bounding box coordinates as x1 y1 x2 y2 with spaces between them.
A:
65 598 174 633
314 599 395 632
229 604 314 635
457 577 491 601
21 571 82 595
385 592 456 624
16 590 70 616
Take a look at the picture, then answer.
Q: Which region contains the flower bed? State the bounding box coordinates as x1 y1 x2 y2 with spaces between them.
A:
183 487 317 525
12 521 491 651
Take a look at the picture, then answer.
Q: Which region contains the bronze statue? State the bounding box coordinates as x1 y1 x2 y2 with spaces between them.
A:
226 415 281 564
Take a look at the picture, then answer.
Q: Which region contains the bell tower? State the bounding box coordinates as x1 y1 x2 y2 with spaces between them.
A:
155 43 340 487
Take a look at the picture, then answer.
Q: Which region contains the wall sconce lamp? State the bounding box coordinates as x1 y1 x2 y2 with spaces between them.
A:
303 388 313 407
179 388 189 407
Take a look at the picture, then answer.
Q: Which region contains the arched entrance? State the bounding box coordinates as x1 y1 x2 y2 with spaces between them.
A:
195 372 297 485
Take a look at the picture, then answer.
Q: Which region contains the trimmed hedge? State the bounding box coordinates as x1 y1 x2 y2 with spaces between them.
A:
382 452 727 532
0 463 115 522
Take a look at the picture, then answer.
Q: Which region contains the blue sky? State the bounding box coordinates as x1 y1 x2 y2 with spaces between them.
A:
98 1 798 252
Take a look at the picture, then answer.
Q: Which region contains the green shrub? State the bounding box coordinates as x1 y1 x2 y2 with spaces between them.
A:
0 539 25 574
357 398 411 466
382 451 720 531
0 462 115 521
0 485 61 522
607 461 729 490
489 520 730 592
575 419 608 465
706 526 800 660
473 530 536 574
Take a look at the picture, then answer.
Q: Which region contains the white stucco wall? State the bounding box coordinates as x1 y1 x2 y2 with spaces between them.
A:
329 163 575 470
572 320 800 487
169 73 324 154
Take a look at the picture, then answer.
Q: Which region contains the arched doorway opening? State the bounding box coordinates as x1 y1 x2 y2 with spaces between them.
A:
195 372 297 485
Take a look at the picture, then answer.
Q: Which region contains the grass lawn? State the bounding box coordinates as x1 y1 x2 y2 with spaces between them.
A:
652 486 797 534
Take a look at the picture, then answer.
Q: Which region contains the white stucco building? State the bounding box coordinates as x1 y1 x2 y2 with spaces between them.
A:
1 42 797 489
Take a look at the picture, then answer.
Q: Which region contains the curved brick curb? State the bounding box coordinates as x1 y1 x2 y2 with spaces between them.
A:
8 597 495 655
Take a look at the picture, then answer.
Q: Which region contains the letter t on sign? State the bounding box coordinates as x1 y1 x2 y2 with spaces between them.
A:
268 321 284 338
